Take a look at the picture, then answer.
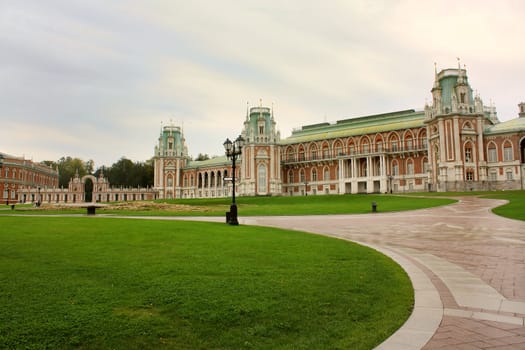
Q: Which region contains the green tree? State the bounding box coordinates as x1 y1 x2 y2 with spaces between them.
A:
195 153 210 161
56 157 90 188
96 157 153 188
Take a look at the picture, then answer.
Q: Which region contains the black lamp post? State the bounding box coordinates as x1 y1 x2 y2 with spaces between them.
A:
223 135 244 225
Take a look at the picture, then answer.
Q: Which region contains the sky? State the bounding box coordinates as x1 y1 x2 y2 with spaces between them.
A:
1 0 524 168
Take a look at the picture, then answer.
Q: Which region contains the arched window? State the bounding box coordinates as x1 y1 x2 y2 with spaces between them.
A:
405 137 413 150
361 138 369 153
487 143 497 163
407 159 414 175
299 169 305 183
322 144 330 158
334 141 343 156
286 147 295 162
422 158 429 173
298 146 305 161
310 144 318 160
311 168 318 182
503 142 513 162
348 142 356 155
376 140 383 152
392 160 399 176
167 175 173 187
464 143 473 162
390 136 399 152
323 167 330 181
288 169 294 183
258 164 267 193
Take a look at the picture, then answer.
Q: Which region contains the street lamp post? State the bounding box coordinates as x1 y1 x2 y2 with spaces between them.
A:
223 135 245 225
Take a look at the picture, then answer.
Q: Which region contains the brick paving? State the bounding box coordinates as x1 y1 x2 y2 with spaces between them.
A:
239 196 525 349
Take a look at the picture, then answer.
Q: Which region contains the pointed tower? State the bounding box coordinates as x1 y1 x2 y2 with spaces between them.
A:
153 122 190 199
424 62 489 192
239 102 282 195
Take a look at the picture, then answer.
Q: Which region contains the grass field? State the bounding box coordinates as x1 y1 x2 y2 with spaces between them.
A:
0 216 413 349
3 194 456 217
403 190 525 221
482 191 525 221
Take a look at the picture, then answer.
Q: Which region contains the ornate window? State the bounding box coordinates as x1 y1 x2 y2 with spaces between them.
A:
322 145 329 158
423 160 429 173
324 167 330 181
407 160 414 175
287 169 294 183
310 145 318 160
392 161 399 176
487 144 497 163
465 145 472 162
391 140 398 152
299 169 305 183
298 147 305 161
311 168 317 182
258 164 267 193
503 143 513 162
406 139 413 150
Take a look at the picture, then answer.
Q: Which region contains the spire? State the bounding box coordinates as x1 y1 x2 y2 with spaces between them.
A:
457 57 465 84
432 62 440 90
271 102 274 121
246 101 249 121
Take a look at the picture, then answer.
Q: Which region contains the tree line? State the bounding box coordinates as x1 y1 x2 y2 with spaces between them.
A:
44 157 154 188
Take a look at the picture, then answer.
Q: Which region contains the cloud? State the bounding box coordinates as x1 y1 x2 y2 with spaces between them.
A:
0 0 523 166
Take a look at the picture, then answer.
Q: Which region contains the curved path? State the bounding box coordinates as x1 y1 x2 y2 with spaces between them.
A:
234 196 525 349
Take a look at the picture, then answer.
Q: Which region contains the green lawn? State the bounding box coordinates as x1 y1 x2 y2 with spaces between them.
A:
482 191 525 221
0 216 413 349
404 190 525 221
4 194 456 217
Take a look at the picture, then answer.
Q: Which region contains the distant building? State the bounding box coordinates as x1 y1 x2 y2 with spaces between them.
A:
0 153 58 204
16 169 157 204
154 64 525 197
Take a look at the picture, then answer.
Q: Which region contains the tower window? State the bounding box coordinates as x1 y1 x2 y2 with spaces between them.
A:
259 125 264 135
460 92 466 104
465 147 472 162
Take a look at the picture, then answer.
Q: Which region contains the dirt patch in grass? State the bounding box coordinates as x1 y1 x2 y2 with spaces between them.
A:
101 201 212 212
33 201 213 212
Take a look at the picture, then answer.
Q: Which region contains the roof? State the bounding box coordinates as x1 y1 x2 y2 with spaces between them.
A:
280 109 426 145
485 117 525 135
185 155 237 169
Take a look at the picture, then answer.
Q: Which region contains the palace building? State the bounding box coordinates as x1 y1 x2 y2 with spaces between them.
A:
154 65 525 198
0 153 59 204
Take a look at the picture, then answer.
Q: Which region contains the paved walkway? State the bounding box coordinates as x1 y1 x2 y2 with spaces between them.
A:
234 197 525 349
